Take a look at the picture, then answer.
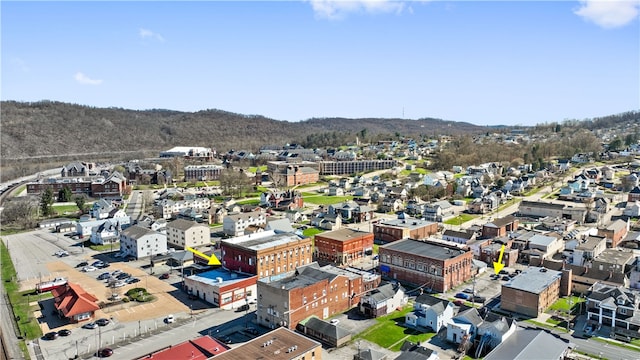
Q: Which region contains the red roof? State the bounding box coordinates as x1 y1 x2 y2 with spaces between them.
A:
52 283 100 317
135 336 228 360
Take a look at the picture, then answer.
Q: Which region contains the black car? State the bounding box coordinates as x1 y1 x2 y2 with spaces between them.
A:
219 335 232 344
97 272 111 280
473 296 486 303
58 329 71 336
502 275 510 281
95 318 110 326
75 261 89 268
245 327 259 335
44 331 59 340
116 273 130 280
499 269 509 275
98 348 113 357
126 277 140 284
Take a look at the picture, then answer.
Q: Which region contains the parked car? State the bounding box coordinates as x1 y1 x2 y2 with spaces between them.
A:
98 348 113 357
126 277 140 284
473 296 486 303
112 281 126 288
58 329 71 336
159 273 170 280
165 314 174 324
454 299 465 306
96 262 110 269
245 327 259 335
490 274 500 280
82 322 98 329
75 261 89 268
95 318 110 326
116 272 130 280
463 288 475 294
54 250 69 257
92 261 104 267
501 275 511 281
219 335 231 344
235 304 250 312
82 266 97 272
44 331 59 340
455 292 471 300
329 319 340 325
109 293 121 301
97 272 111 280
111 270 122 277
499 269 509 275
508 272 518 278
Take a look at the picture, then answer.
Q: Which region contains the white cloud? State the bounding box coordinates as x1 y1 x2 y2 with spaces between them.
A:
74 72 103 85
574 0 640 28
139 28 165 42
309 0 406 20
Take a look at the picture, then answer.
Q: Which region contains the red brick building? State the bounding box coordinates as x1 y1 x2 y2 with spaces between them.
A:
221 230 313 279
481 215 519 238
314 228 374 266
27 172 128 199
256 263 380 329
373 218 438 243
597 219 629 248
378 238 473 292
282 165 320 186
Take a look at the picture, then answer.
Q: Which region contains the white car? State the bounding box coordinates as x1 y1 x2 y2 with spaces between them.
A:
82 266 97 272
55 250 69 257
330 319 340 325
165 314 175 323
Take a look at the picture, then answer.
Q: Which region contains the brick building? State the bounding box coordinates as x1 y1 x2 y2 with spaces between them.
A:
378 238 473 292
221 230 313 279
314 228 374 266
256 263 380 329
183 164 224 181
501 267 562 317
27 172 127 199
597 219 629 248
279 165 320 186
481 215 519 238
183 268 257 310
373 218 438 244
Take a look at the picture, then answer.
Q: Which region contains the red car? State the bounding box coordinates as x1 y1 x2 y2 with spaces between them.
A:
98 348 113 357
160 273 170 279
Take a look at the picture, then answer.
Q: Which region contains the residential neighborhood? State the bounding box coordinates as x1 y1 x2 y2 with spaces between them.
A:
4 130 640 360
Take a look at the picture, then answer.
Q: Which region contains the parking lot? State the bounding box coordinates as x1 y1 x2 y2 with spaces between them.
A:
2 229 191 334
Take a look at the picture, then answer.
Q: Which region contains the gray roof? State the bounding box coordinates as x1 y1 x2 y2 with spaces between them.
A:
303 316 351 340
265 218 295 233
315 228 370 242
528 234 558 247
378 218 436 230
381 238 468 260
443 229 474 240
606 219 628 232
484 328 570 360
503 267 562 294
167 218 206 231
363 282 401 303
453 307 483 326
122 224 159 239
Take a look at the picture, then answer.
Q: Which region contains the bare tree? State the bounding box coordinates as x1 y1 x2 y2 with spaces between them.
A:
1 197 37 229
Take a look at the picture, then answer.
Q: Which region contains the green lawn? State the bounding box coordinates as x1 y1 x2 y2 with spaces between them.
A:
52 204 81 215
373 244 379 254
443 213 477 225
303 195 354 205
302 228 325 238
524 319 569 333
236 198 261 206
1 239 42 346
356 306 436 351
548 296 584 314
247 166 268 173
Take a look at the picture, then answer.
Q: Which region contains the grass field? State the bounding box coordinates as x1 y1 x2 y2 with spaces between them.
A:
548 296 584 314
303 195 354 205
236 198 261 206
302 228 325 238
356 306 436 351
52 204 80 215
1 239 42 346
443 213 477 225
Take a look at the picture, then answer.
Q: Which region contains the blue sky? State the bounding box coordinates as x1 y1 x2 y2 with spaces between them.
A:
2 1 639 126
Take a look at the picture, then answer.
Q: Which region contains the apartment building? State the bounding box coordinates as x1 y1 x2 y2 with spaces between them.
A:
166 218 210 250
314 228 374 266
501 267 562 317
183 164 224 181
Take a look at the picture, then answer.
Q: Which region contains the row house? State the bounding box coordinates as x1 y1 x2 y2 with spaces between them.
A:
314 228 374 266
378 238 473 293
256 263 372 329
221 230 312 279
183 164 224 181
373 217 438 243
222 210 267 236
166 218 210 250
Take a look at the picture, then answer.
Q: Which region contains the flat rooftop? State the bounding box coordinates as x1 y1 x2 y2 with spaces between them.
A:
315 228 371 242
503 267 562 294
187 268 256 287
377 218 436 230
214 327 321 360
222 230 307 251
381 238 467 260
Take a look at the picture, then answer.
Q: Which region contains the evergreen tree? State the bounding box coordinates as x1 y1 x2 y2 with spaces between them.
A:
40 188 54 217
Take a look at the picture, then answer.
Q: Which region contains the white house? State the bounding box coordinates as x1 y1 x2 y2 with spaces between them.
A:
90 219 120 245
447 307 484 344
358 282 407 318
119 225 168 259
406 294 454 332
222 210 267 236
